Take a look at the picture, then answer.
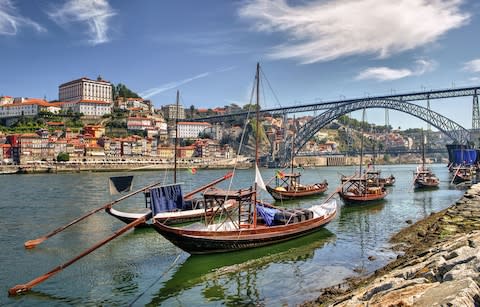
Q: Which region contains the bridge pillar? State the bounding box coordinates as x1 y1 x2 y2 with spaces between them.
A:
473 91 480 129
472 90 480 146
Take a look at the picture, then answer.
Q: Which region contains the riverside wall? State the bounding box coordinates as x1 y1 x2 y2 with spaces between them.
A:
305 184 480 306
0 160 252 174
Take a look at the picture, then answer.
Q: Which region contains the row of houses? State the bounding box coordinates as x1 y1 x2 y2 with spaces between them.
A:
0 128 233 165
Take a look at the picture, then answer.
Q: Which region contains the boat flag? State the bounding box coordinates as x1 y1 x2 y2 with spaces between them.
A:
255 165 267 191
109 175 134 195
188 167 197 174
275 170 285 179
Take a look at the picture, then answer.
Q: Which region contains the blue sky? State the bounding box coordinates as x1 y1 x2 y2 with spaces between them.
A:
1 0 480 129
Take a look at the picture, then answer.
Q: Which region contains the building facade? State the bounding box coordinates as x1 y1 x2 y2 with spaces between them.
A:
176 122 212 139
162 104 185 121
59 76 113 103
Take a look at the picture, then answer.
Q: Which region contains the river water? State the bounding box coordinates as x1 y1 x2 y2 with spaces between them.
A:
1 164 464 306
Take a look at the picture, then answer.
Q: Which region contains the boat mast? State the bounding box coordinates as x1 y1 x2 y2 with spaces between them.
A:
290 116 295 185
421 128 425 169
254 62 260 227
174 90 179 184
359 108 365 178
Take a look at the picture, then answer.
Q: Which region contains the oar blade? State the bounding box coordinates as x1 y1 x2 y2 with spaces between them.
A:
24 237 46 249
8 284 29 296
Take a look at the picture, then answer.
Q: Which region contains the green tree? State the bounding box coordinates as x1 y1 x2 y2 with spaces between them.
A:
57 152 70 162
113 83 141 100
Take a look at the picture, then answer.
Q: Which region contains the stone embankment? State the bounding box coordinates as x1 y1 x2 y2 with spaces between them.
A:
0 160 252 174
308 184 480 306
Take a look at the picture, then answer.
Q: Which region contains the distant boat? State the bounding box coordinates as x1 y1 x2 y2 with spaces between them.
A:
450 164 474 184
413 129 439 190
413 165 439 190
266 117 328 201
339 109 387 204
266 172 328 201
364 168 395 187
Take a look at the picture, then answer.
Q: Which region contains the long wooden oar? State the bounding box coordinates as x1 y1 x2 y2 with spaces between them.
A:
183 172 233 200
9 213 152 296
24 181 162 249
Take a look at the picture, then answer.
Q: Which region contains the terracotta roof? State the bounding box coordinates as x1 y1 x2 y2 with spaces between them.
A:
177 121 211 126
46 121 65 126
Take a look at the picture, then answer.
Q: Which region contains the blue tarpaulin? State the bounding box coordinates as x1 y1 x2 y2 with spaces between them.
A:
453 149 477 165
256 205 278 226
151 184 185 215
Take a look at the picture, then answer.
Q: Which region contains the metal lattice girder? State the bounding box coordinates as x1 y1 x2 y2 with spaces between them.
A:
292 98 470 157
192 86 480 123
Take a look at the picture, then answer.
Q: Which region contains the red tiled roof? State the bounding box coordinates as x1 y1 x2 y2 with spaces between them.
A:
46 121 65 126
177 121 211 126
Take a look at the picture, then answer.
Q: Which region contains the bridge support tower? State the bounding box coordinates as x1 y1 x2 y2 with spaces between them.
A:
472 90 480 146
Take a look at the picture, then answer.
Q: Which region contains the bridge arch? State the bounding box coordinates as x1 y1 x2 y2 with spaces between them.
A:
293 98 470 156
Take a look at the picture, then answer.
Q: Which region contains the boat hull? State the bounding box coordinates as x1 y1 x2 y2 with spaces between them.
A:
414 181 439 190
151 203 336 254
266 184 327 201
339 192 387 205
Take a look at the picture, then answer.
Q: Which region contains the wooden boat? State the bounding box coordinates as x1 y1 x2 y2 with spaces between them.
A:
266 172 328 201
451 165 474 184
151 196 337 254
151 63 337 254
413 131 439 190
339 109 387 204
414 165 439 189
365 168 395 187
266 118 328 201
339 176 387 204
342 168 395 187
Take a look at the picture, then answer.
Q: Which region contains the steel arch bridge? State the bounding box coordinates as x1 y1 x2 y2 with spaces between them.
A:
290 98 470 158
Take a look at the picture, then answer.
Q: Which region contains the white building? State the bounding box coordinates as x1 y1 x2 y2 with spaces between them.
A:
59 76 113 103
127 117 154 131
162 104 185 120
176 122 212 139
0 99 62 118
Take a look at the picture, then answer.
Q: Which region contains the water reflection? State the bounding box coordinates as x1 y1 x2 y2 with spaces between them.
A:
147 229 335 305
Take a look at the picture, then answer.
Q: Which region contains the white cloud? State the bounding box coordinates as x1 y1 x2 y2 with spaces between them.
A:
463 59 480 73
140 72 211 99
140 67 235 99
356 59 436 81
48 0 115 45
238 0 469 64
356 67 412 81
0 0 46 35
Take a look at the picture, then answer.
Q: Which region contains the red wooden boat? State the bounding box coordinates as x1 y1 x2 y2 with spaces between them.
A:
413 130 440 190
339 109 387 204
339 177 387 204
151 188 337 254
151 63 337 254
266 118 328 201
266 172 328 201
413 165 439 190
